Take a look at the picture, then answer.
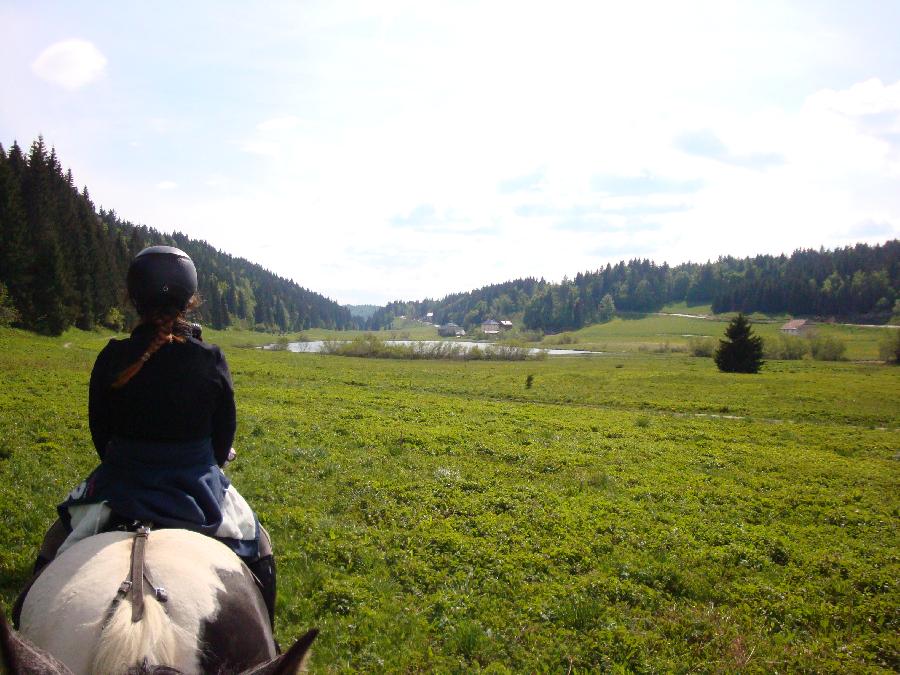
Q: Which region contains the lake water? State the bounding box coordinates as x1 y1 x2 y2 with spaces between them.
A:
266 340 601 356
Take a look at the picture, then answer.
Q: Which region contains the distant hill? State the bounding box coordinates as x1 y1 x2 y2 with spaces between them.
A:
344 304 380 320
367 243 900 332
0 138 361 335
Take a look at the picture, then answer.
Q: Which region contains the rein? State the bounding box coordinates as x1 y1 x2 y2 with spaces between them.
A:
117 524 169 622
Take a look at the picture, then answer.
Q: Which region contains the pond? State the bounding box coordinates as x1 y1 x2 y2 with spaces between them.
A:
264 340 602 356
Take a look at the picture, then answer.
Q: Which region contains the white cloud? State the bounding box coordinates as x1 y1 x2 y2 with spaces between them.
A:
31 39 106 90
156 181 177 190
807 78 900 118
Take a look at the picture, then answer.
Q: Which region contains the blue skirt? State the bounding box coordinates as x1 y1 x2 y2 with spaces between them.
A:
58 437 260 560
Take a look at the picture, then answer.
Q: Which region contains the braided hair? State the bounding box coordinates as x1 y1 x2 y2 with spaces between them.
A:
111 300 197 389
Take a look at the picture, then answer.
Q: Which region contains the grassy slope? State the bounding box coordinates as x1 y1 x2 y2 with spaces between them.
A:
542 315 892 360
0 326 898 672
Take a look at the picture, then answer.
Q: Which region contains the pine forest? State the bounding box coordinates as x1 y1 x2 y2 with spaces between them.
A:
0 138 360 336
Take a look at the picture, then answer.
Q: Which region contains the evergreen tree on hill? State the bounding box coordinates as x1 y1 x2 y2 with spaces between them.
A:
0 144 31 321
714 313 764 373
0 137 361 335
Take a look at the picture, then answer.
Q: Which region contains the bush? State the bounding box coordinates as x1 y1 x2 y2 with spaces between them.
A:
0 282 20 327
545 333 576 345
878 330 900 364
687 337 716 357
489 340 538 360
639 342 687 354
269 336 291 351
513 329 544 343
764 334 808 360
808 333 846 361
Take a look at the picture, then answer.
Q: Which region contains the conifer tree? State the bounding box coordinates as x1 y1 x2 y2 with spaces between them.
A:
0 145 32 321
714 313 764 373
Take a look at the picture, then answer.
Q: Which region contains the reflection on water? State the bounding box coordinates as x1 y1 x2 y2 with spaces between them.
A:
264 340 601 356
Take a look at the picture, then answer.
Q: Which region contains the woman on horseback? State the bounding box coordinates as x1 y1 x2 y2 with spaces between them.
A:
16 246 276 628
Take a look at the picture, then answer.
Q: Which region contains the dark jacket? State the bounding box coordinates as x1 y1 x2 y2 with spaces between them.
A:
89 324 237 466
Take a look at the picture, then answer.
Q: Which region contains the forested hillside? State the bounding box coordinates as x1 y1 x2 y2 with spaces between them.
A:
3 137 896 338
0 138 359 335
368 243 900 332
366 278 547 331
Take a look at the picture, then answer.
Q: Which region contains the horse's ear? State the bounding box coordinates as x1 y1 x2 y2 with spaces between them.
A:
238 628 318 675
0 608 75 674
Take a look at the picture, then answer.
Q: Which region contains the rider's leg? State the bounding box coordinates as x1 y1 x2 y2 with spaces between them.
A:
247 525 276 629
35 518 68 573
12 519 69 628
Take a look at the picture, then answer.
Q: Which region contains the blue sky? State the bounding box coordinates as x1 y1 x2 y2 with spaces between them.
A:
2 1 899 304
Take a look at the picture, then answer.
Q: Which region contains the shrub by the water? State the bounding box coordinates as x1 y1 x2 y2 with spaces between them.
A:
269 336 291 351
321 334 543 361
638 342 687 354
687 337 716 357
714 314 764 373
545 332 576 345
877 329 900 364
764 334 808 360
808 333 847 361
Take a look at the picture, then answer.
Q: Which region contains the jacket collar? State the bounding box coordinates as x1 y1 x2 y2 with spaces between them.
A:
130 323 157 340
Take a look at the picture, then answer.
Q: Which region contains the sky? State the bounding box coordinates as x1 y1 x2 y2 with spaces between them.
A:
2 1 899 305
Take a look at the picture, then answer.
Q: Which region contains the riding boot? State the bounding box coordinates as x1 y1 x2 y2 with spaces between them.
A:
247 554 277 629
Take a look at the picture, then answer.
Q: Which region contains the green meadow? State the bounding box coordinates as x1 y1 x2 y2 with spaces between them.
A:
0 323 898 672
535 313 895 361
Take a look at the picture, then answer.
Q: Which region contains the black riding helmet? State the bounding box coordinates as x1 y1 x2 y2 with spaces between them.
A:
127 246 198 314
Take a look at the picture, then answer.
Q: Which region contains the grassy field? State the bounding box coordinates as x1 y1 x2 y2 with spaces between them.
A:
539 314 895 360
0 325 898 672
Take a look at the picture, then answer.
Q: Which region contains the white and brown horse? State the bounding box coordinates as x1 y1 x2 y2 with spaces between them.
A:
1 529 316 674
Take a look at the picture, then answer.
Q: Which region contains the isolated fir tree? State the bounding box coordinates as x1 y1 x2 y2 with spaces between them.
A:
714 313 764 373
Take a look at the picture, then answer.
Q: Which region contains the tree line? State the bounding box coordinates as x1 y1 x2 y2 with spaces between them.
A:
0 138 361 335
367 243 899 332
